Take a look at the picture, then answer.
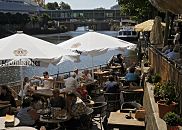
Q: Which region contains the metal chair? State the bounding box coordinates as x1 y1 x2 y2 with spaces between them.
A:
92 102 107 130
104 93 120 112
122 91 144 104
78 108 94 130
120 102 141 113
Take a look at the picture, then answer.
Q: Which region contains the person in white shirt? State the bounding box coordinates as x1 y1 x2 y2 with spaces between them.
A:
64 72 79 91
173 28 181 45
18 77 33 98
74 68 82 82
33 71 54 89
81 69 92 82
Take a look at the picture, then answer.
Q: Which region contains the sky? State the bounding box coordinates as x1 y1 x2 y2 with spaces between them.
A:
45 0 118 9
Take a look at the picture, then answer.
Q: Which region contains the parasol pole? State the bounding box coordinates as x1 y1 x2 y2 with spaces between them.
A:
20 65 24 103
91 56 94 80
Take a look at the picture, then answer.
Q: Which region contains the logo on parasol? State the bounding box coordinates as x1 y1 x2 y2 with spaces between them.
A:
13 48 28 56
71 42 81 48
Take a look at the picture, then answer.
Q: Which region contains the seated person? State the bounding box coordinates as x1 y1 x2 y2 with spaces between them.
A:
163 45 173 55
124 67 140 85
76 85 88 101
17 98 39 126
113 53 124 65
81 69 93 82
166 45 180 60
104 75 120 93
33 71 54 89
64 92 91 130
74 68 82 82
18 77 34 98
64 72 79 92
0 85 16 108
112 54 126 75
50 88 66 108
30 94 43 110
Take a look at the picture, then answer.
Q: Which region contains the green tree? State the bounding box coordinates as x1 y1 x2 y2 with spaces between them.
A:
31 15 39 28
39 13 50 29
117 0 157 21
22 14 30 25
5 13 13 24
45 2 59 10
59 1 71 10
0 12 6 25
12 13 22 25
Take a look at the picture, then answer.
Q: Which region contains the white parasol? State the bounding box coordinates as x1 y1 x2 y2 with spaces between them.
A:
0 31 80 101
57 31 136 78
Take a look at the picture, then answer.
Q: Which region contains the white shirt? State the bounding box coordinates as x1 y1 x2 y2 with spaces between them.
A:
75 72 82 82
18 82 30 97
173 33 180 44
82 73 92 81
64 77 78 90
41 76 54 89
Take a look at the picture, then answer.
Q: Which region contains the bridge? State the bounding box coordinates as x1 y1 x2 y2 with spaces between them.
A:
40 9 125 30
40 9 121 21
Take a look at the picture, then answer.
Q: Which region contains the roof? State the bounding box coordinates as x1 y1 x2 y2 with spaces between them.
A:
0 0 43 13
149 0 182 14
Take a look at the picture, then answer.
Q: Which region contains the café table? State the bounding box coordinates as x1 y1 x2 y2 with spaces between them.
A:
80 79 97 87
120 86 144 104
40 114 71 124
7 126 37 130
0 116 20 129
34 87 67 98
85 99 95 107
0 103 11 110
108 112 145 130
142 67 150 73
0 104 11 116
39 109 71 129
121 86 144 93
110 65 121 70
94 70 110 85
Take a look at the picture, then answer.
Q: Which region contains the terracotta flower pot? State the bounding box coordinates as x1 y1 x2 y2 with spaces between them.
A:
157 100 177 118
154 96 162 103
167 125 179 130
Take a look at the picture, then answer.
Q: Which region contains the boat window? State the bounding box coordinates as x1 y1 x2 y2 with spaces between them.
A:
119 31 123 35
132 31 137 35
123 31 131 35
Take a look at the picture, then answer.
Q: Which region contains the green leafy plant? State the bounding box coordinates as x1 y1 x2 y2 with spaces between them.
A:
147 73 161 83
154 82 163 99
163 112 180 126
154 81 177 105
178 117 182 126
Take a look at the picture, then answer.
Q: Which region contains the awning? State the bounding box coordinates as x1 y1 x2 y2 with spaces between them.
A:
149 0 182 14
134 19 166 32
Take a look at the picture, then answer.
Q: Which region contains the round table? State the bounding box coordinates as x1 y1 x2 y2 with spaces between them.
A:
0 117 20 129
8 126 37 130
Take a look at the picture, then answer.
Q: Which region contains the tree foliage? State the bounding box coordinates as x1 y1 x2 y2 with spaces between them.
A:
59 1 71 10
118 0 157 21
0 13 30 25
39 13 50 27
45 2 59 10
45 1 71 10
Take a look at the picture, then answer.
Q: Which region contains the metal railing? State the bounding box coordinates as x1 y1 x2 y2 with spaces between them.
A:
148 44 182 115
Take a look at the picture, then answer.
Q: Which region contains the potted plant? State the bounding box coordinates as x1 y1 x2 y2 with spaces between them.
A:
163 112 180 130
147 73 161 84
154 82 163 102
156 81 178 118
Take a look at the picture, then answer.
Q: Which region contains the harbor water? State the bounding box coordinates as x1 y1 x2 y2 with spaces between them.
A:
0 31 137 84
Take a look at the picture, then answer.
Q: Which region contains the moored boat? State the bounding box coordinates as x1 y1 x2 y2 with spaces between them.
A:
117 26 138 42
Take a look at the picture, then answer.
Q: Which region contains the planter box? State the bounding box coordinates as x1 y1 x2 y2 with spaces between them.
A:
167 125 180 130
157 100 177 118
